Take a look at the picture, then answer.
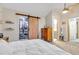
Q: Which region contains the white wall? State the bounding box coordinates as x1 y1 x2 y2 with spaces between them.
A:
39 18 45 38
0 6 3 33
45 10 61 41
0 7 45 41
45 11 52 27
2 8 20 41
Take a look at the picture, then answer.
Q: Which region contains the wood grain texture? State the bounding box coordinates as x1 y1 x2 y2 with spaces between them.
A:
29 17 38 39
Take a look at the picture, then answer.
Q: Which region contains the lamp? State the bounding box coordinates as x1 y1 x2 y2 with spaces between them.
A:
62 3 69 14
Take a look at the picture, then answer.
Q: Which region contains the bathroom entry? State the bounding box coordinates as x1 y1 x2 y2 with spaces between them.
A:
69 17 79 42
19 16 29 39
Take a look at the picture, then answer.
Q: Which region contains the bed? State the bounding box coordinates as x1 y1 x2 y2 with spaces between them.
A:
0 39 71 55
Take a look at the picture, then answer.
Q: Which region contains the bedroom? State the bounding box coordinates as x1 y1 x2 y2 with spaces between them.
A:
0 3 79 55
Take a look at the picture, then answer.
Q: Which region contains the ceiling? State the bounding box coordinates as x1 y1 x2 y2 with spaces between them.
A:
1 3 75 17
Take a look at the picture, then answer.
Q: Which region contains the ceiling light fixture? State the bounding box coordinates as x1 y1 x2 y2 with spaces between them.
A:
62 3 69 14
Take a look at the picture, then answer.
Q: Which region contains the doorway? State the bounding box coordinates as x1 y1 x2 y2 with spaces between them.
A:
69 17 79 42
19 16 39 40
52 18 58 42
19 16 29 39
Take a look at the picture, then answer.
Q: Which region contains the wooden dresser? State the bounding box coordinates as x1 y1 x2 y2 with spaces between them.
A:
41 27 52 42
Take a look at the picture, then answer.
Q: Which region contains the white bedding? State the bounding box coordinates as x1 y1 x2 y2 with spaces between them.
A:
0 39 71 55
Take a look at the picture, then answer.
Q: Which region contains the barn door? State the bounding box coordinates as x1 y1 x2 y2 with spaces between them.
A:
29 17 38 39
